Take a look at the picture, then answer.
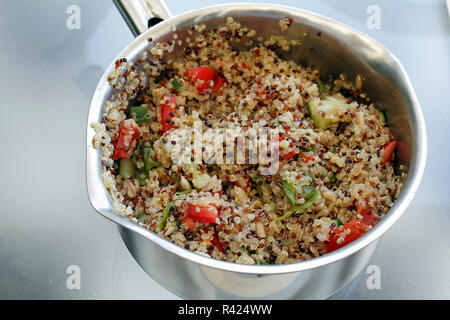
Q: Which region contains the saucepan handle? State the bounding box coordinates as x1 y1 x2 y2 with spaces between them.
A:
112 0 173 37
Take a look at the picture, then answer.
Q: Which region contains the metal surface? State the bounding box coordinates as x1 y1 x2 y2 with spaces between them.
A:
86 2 426 299
1 0 449 300
113 0 172 36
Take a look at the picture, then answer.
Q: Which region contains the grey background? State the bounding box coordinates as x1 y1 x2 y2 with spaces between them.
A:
0 0 449 299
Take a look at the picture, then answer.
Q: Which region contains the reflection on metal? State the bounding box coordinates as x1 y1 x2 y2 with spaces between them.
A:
113 0 172 37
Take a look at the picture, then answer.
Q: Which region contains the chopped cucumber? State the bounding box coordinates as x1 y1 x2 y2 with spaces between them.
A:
307 97 348 129
317 78 330 95
157 201 175 231
250 175 264 199
378 110 387 123
142 147 160 174
171 79 181 91
331 219 342 228
130 106 151 123
184 164 216 191
329 172 337 184
119 158 136 179
192 172 214 190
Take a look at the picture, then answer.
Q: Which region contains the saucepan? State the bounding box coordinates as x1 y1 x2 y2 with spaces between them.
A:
86 0 427 299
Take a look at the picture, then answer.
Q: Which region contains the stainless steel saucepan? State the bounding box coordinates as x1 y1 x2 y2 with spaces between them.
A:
86 0 427 299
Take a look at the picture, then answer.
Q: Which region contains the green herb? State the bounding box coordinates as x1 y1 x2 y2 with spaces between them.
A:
378 109 388 123
276 189 318 221
280 179 297 206
250 174 265 199
257 261 268 265
331 146 337 153
157 201 175 231
301 185 316 200
130 106 151 123
240 246 252 257
142 147 161 175
135 147 161 186
176 220 182 228
306 171 316 183
171 79 181 91
329 172 337 184
278 175 318 222
136 171 148 186
302 145 316 152
317 78 330 95
137 213 147 224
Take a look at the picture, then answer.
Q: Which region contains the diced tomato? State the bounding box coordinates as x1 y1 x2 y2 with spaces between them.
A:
278 136 297 162
213 76 226 92
282 151 296 161
112 119 140 159
325 219 369 253
212 231 226 254
356 200 377 226
187 203 219 223
184 66 225 94
302 154 315 163
160 94 177 133
381 140 397 165
356 200 370 216
182 216 197 232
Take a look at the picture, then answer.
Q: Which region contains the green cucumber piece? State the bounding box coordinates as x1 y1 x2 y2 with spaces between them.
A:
317 78 330 95
192 172 214 190
250 175 265 199
378 109 387 123
119 158 136 179
130 106 151 124
142 147 161 174
331 219 342 228
307 97 347 129
158 201 175 231
171 79 181 91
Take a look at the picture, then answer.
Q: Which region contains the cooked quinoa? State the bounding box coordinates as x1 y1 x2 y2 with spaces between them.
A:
91 18 406 264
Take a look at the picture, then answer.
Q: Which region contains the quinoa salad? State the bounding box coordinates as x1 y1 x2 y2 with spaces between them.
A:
91 18 407 265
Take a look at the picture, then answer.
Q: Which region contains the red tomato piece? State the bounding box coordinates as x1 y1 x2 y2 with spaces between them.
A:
213 76 226 92
282 151 296 161
160 95 177 133
302 154 315 163
184 66 216 94
182 216 197 232
325 219 369 253
357 200 377 226
187 203 219 223
278 136 297 162
112 119 140 159
212 231 226 254
381 140 397 165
